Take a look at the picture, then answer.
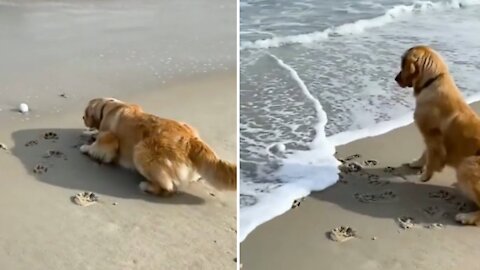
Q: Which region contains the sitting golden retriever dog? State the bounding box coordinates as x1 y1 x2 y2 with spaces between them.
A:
80 97 236 196
395 45 480 225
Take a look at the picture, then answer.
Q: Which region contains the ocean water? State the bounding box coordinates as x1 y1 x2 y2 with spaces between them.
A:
240 0 480 241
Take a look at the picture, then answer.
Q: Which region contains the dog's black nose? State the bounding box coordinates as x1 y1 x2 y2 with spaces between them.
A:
394 73 400 82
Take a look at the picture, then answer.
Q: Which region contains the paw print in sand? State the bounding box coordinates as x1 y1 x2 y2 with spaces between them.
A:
291 197 305 209
354 190 397 203
33 164 48 174
43 132 59 140
43 150 67 160
424 223 444 229
363 159 378 166
422 205 441 217
72 192 98 206
366 174 389 186
397 216 416 229
383 166 395 173
328 226 357 242
25 140 38 147
337 153 361 164
340 161 363 173
428 190 455 201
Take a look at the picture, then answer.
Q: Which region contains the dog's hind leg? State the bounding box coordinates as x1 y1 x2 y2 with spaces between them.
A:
455 157 480 226
80 131 119 163
138 178 176 197
133 143 178 197
137 170 177 197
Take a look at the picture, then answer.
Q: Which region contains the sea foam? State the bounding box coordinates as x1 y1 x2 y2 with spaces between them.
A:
240 55 340 242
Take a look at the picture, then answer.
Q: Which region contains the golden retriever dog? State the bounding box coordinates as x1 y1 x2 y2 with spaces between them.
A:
80 97 236 196
395 45 480 225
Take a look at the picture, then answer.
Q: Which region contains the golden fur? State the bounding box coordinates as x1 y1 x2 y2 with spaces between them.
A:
80 98 236 196
395 45 480 225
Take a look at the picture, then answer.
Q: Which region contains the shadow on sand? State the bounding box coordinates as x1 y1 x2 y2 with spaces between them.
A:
310 163 474 227
10 128 205 205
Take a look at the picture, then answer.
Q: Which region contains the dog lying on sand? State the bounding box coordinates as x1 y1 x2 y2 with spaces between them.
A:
395 45 480 225
80 97 236 196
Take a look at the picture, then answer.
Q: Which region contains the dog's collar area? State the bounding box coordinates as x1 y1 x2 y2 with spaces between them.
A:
415 73 444 95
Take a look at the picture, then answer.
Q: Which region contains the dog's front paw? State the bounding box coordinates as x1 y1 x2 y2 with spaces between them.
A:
79 144 90 154
82 128 98 136
139 181 151 193
455 212 480 225
82 129 98 142
420 171 432 182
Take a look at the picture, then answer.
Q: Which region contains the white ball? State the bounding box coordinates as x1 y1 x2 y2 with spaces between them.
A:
275 143 286 152
19 103 29 113
269 143 286 154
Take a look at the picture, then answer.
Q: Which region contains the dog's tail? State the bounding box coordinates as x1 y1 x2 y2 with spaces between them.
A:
188 137 236 190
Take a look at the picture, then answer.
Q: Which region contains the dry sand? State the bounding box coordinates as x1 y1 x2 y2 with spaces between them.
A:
0 74 237 270
0 0 235 118
0 1 237 269
241 103 480 270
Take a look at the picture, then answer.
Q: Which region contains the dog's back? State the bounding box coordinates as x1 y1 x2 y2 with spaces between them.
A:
124 112 237 194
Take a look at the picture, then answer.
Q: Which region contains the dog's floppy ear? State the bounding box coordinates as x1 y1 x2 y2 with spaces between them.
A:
83 97 123 129
406 61 416 75
395 47 423 89
403 49 419 75
83 98 104 129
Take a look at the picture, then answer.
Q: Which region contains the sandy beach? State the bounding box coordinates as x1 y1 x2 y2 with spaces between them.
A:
0 1 236 269
241 102 480 270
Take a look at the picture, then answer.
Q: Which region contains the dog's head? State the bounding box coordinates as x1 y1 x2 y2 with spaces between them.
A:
395 45 447 91
82 98 120 129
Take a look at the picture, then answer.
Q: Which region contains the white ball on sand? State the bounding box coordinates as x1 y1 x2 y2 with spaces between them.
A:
19 103 29 113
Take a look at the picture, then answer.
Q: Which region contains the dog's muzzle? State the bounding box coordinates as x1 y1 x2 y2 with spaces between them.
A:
394 72 401 84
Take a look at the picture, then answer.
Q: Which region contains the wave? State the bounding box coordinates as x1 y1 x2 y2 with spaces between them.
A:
328 91 480 146
328 113 414 146
240 0 480 50
240 54 340 242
